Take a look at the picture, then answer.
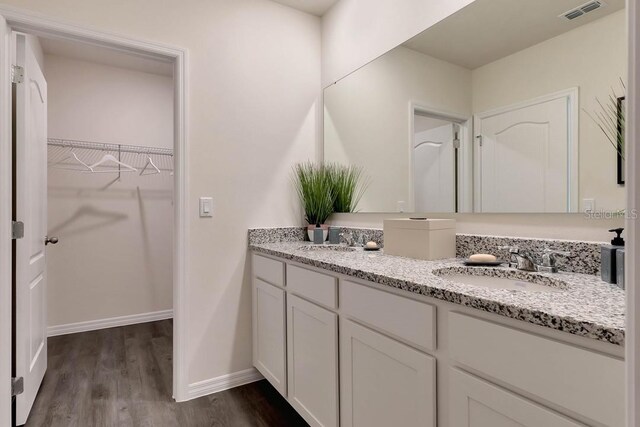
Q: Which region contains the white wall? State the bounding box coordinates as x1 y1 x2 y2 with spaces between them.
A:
1 0 321 388
321 0 475 87
45 55 174 328
472 10 627 212
324 46 471 212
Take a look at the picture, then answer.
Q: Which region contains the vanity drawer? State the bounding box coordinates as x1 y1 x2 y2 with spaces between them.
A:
340 280 436 352
287 265 337 309
252 254 284 287
448 312 624 427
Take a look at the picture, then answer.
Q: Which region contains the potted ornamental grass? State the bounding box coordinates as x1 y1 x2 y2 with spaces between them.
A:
328 163 369 213
293 162 370 241
293 162 334 240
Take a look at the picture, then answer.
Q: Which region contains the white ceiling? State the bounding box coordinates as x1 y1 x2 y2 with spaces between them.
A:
41 37 174 77
270 0 338 16
403 0 625 70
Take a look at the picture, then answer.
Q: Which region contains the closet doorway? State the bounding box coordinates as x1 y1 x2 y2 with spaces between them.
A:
409 104 472 213
4 21 186 426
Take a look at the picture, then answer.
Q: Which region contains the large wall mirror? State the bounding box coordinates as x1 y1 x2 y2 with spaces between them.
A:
324 0 627 213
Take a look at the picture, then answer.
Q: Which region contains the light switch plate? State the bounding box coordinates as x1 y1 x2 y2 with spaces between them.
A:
199 197 213 217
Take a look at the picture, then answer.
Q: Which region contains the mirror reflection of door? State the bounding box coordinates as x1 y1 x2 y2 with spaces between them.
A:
412 116 457 212
474 90 577 213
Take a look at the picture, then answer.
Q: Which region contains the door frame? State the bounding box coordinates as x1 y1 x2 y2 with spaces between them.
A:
408 102 472 213
0 6 191 424
628 1 639 426
473 87 579 213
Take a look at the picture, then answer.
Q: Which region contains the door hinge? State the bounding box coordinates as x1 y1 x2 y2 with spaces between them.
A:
11 221 24 240
11 377 23 397
11 65 24 84
453 131 461 149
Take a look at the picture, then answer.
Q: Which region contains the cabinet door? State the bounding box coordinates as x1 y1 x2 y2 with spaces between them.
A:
340 319 436 427
287 295 339 427
253 278 286 396
450 369 585 427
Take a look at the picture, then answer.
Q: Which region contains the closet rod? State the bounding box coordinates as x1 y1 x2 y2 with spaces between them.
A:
47 138 174 156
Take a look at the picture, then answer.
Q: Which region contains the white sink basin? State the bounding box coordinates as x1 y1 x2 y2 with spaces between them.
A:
444 273 564 293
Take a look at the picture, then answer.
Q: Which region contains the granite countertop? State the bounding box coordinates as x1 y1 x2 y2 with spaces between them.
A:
250 241 625 346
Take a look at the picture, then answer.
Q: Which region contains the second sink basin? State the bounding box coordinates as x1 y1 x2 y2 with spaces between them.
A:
433 267 568 293
443 273 564 293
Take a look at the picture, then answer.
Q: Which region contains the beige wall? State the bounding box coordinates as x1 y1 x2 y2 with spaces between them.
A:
472 10 627 212
45 55 174 328
3 0 321 387
324 46 471 212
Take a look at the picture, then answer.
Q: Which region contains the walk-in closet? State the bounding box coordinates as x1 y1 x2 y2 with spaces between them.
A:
13 33 175 425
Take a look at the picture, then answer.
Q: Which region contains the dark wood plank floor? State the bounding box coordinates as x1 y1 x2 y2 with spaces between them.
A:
25 320 308 427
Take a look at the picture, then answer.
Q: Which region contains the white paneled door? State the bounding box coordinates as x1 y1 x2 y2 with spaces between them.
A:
413 124 456 212
475 90 577 213
14 33 48 425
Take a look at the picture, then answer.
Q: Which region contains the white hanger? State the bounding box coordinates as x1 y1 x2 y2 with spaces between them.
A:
50 146 93 172
139 152 161 176
88 153 137 173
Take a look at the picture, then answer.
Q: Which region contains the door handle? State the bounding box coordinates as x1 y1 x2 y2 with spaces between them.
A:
44 236 59 245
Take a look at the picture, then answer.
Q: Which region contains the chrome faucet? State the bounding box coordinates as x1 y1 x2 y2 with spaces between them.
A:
339 232 355 247
499 246 570 273
500 246 537 271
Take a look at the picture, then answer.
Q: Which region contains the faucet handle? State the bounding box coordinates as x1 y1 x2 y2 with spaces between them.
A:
498 245 519 253
339 232 354 246
541 248 571 267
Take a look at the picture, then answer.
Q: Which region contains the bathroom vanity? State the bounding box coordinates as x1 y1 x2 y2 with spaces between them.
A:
249 235 625 427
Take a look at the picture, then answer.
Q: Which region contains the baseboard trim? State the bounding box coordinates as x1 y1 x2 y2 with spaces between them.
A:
47 309 174 337
187 368 264 400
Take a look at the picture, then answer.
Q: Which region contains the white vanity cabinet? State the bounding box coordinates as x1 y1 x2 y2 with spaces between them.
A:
251 252 624 427
340 318 436 427
449 369 584 427
287 294 339 427
251 255 286 396
448 312 625 427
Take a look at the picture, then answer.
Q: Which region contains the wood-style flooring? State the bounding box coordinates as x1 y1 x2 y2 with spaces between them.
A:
24 320 308 427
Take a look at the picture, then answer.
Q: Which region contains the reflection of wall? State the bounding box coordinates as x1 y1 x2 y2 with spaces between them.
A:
472 10 627 211
45 55 174 328
324 46 471 212
321 0 475 86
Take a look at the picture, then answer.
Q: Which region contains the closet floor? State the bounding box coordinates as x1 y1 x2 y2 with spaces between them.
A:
25 320 308 427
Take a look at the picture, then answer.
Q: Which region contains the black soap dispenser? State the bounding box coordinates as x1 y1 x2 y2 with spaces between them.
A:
601 228 624 284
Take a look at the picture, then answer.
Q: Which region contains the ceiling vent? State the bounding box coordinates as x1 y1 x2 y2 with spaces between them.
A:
559 1 606 20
